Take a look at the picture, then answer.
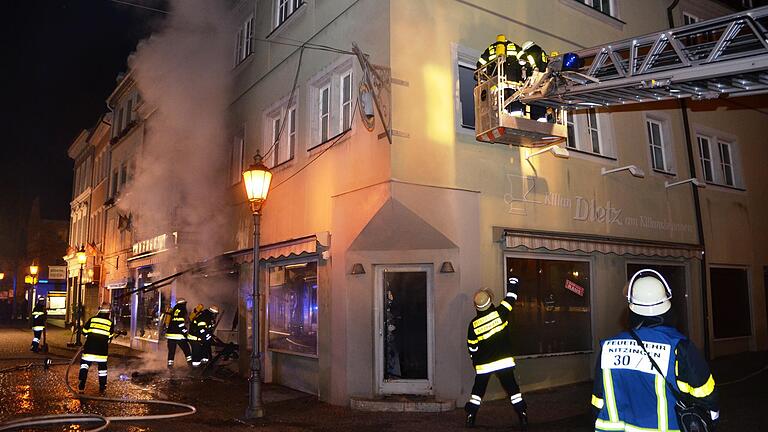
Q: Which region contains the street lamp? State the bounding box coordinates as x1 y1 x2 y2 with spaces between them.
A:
242 151 272 419
73 246 87 346
28 265 39 324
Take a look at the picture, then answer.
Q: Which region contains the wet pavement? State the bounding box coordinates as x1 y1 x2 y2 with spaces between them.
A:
0 325 766 431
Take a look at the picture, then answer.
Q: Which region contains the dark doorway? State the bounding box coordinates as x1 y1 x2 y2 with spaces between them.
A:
627 264 688 335
383 271 428 381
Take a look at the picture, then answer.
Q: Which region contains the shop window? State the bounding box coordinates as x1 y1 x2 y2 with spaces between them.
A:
111 288 132 337
505 256 592 356
626 264 688 335
134 267 165 341
267 261 318 356
711 267 751 339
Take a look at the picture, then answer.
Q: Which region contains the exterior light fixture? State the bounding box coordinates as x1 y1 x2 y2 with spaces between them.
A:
601 165 645 178
242 151 272 420
440 261 455 273
0 272 4 280
665 178 706 189
29 265 39 276
76 248 87 265
24 275 34 284
350 263 366 275
526 145 570 160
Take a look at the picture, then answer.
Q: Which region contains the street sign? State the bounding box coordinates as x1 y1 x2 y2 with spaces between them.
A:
48 266 67 280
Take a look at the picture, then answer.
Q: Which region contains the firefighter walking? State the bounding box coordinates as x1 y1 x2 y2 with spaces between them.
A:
79 302 115 394
465 277 528 429
592 269 720 431
191 304 218 366
30 297 46 352
166 298 192 368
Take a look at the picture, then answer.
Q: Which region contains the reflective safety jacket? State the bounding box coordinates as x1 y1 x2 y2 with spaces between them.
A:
517 43 548 75
82 312 115 363
592 325 719 432
466 289 518 374
166 303 189 341
476 38 523 83
32 303 46 331
191 310 215 342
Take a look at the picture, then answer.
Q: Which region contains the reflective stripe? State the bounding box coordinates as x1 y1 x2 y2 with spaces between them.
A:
80 364 90 369
510 392 523 404
32 338 40 343
475 356 515 374
166 333 185 340
468 346 478 352
32 326 44 331
478 57 487 65
506 292 518 300
88 329 111 337
592 395 605 409
168 360 174 365
187 335 200 341
470 394 481 402
595 419 682 432
500 300 513 311
98 371 108 376
186 356 192 361
468 399 481 405
467 338 478 345
92 318 112 325
82 353 108 362
475 321 508 342
603 369 619 422
192 362 201 367
473 311 499 328
32 312 44 317
197 322 207 326
474 318 502 335
710 411 719 421
677 375 715 398
655 374 668 432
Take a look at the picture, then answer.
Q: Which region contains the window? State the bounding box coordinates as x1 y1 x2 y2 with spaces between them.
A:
265 105 296 167
564 110 611 156
110 170 118 197
319 85 330 143
230 130 244 185
120 163 128 188
697 135 714 182
646 119 669 172
458 62 476 128
586 109 600 154
271 117 281 168
711 267 751 339
578 0 613 17
287 106 297 161
505 256 592 356
340 71 353 132
234 15 254 66
267 261 318 356
566 113 576 148
683 12 700 25
275 0 304 28
718 141 735 186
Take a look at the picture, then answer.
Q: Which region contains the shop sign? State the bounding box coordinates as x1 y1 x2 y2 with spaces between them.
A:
48 266 67 280
564 279 585 297
131 232 178 258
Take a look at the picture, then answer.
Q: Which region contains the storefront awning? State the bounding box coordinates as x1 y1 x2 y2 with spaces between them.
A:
503 230 702 259
232 236 318 264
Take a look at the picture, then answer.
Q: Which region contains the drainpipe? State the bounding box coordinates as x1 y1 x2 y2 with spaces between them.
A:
667 0 711 359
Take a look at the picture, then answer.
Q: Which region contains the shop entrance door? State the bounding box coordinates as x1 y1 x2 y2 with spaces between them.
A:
374 265 433 395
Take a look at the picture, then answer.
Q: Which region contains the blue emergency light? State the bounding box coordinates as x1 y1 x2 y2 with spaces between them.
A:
562 52 583 71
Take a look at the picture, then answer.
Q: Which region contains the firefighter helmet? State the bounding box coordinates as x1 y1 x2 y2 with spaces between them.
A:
627 269 672 317
176 297 186 304
99 302 111 312
473 289 493 311
209 304 219 314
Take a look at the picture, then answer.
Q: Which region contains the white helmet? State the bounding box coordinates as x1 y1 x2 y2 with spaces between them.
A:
473 289 493 311
627 269 672 317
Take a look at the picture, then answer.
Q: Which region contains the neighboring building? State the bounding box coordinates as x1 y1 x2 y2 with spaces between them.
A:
225 0 768 407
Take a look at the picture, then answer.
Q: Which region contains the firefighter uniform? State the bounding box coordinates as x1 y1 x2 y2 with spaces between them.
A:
79 305 115 392
517 41 550 121
465 278 528 429
30 299 46 352
191 306 218 365
592 270 720 431
166 299 192 368
476 36 522 83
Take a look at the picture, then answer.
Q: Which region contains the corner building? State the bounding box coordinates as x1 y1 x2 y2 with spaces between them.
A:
229 0 768 406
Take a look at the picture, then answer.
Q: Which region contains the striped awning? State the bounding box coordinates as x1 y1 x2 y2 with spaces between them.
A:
503 230 701 259
233 236 318 264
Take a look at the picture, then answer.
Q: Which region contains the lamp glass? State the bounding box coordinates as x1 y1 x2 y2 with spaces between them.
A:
76 251 87 265
243 158 273 205
0 272 5 280
29 265 39 275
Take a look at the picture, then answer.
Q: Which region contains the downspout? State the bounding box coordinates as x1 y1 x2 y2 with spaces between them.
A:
667 0 711 359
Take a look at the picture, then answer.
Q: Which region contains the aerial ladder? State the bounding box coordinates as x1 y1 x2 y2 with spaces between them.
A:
475 6 768 146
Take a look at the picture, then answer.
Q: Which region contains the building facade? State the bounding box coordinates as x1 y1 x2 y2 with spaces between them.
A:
225 0 768 407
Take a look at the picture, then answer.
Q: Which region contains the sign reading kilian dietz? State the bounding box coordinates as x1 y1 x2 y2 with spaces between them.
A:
130 232 178 260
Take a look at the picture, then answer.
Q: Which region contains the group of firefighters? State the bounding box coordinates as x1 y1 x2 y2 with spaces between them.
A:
29 296 219 394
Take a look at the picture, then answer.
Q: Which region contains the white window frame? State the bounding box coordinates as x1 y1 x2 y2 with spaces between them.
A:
718 141 735 187
646 118 669 173
340 71 353 133
683 12 700 25
319 84 330 144
580 0 615 17
275 0 304 28
234 15 254 66
287 106 297 162
586 109 600 154
453 44 482 136
271 116 282 168
230 129 245 186
563 110 614 158
697 135 714 182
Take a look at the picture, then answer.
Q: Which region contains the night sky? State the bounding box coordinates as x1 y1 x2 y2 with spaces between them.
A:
0 0 164 257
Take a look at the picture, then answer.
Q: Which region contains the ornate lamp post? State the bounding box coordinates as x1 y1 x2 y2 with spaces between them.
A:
28 265 39 324
74 247 87 346
242 152 272 419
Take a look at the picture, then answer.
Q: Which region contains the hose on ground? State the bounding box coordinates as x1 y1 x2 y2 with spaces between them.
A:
0 347 197 431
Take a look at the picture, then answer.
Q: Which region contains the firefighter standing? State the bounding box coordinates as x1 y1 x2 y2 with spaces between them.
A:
30 297 46 352
465 277 528 429
592 269 720 431
191 304 219 366
166 298 192 368
79 302 115 393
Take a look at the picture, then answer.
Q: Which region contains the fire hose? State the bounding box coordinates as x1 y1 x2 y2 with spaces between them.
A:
0 347 197 431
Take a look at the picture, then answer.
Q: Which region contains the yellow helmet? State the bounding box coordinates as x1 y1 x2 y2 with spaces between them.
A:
473 289 493 311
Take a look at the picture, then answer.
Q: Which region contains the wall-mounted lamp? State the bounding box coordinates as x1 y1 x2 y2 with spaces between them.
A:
526 145 570 161
439 261 455 273
350 263 366 275
601 165 645 178
665 178 706 189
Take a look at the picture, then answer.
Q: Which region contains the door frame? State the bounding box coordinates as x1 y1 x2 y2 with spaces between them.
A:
373 264 434 395
625 260 691 335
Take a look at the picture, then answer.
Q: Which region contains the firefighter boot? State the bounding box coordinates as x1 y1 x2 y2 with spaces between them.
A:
513 400 528 431
464 402 478 428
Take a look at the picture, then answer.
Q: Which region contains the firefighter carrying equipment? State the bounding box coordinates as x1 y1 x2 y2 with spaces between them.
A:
628 269 673 317
466 277 520 374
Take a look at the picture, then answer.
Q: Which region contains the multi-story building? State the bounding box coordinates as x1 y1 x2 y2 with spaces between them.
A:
225 0 768 407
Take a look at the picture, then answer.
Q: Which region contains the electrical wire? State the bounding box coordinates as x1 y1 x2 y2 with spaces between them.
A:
108 0 169 14
262 47 305 162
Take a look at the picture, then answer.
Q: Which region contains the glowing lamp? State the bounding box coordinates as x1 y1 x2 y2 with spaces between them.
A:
25 275 34 284
29 265 39 276
0 272 4 280
562 52 583 71
242 152 272 212
76 247 87 265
